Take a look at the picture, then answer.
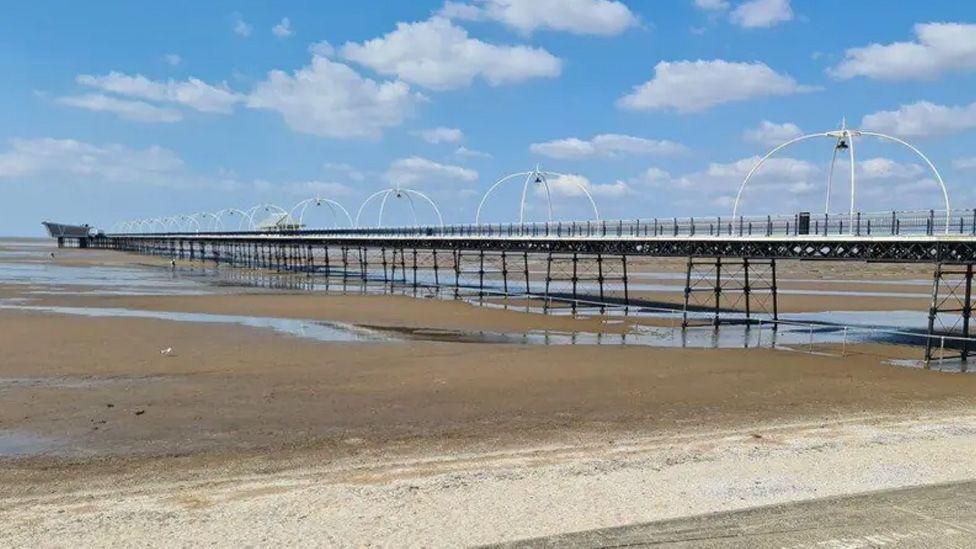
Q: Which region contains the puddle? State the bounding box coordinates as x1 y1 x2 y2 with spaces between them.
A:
0 301 943 353
0 431 61 457
0 304 396 343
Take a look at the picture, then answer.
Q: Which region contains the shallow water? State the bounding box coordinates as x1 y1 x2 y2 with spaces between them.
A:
0 431 60 457
0 262 210 295
0 304 395 344
0 302 940 353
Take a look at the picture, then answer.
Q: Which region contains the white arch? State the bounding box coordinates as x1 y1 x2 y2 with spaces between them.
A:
172 214 200 233
732 127 951 234
197 212 222 232
244 203 291 230
355 187 444 228
290 197 353 229
475 168 600 224
213 208 252 231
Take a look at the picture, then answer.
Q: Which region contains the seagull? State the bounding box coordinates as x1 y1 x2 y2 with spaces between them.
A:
160 347 174 356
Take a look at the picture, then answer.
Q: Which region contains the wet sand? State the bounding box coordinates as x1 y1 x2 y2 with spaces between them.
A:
3 243 976 545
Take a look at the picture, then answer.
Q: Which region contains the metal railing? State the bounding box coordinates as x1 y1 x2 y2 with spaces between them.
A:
109 208 976 239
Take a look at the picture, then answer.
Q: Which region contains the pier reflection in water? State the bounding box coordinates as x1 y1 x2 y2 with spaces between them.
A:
1 247 969 371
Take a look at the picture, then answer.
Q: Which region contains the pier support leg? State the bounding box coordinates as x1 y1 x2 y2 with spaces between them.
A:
544 252 553 312
432 250 439 286
622 254 630 314
925 263 975 369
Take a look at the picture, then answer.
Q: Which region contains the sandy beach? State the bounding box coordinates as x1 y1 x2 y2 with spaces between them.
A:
3 242 976 545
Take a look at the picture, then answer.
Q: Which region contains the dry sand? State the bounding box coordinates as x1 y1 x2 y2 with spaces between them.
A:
2 244 976 546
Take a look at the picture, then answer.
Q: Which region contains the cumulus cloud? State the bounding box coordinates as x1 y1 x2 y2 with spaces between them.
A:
439 0 638 36
164 54 181 67
247 56 423 140
954 157 976 170
385 156 478 185
339 17 562 90
742 120 803 146
323 162 366 182
454 146 492 159
278 180 352 197
729 0 792 28
413 127 465 144
0 138 184 184
540 173 632 199
272 17 293 38
530 133 687 159
856 157 925 180
829 23 976 80
76 72 242 113
232 13 252 37
57 94 183 123
693 0 730 11
861 100 976 138
618 60 815 113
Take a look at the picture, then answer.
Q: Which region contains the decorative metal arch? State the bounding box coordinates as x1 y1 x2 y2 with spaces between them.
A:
355 186 444 228
290 197 354 229
475 166 600 225
171 214 201 233
196 212 223 232
213 208 252 231
244 203 291 230
732 121 951 234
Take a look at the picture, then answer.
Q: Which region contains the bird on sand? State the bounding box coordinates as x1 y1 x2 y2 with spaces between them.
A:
160 347 174 356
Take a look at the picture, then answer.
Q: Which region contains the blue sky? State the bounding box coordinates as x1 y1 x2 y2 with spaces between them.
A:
2 0 975 234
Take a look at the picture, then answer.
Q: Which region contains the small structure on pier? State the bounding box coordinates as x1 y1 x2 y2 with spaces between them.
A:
42 221 93 248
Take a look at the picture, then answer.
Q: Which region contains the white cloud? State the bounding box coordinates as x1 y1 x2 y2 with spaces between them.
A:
164 54 181 67
454 146 492 159
0 138 184 184
856 157 925 180
861 100 976 138
729 0 792 28
272 17 293 38
247 56 422 140
829 23 976 80
57 94 183 123
618 60 815 113
629 167 672 186
540 173 632 199
339 17 562 90
743 120 803 146
530 133 687 159
385 156 478 185
279 180 352 196
232 13 252 37
704 155 817 181
954 157 976 170
323 162 366 182
693 0 729 11
439 0 638 36
76 72 242 113
413 127 464 144
309 41 335 57
662 155 819 213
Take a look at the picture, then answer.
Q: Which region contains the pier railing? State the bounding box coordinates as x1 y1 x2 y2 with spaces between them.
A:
112 208 974 239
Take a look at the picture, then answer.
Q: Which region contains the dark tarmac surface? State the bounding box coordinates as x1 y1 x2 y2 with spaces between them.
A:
497 480 976 548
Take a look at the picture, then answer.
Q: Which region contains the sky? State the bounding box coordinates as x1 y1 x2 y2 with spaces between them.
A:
2 0 975 235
